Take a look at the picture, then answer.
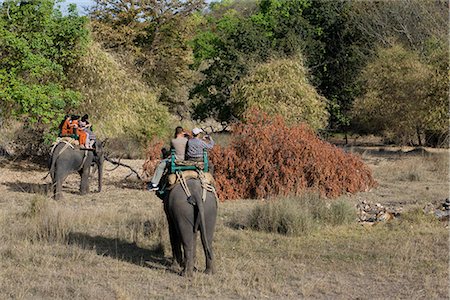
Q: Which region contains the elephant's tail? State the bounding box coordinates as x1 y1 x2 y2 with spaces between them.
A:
194 187 213 261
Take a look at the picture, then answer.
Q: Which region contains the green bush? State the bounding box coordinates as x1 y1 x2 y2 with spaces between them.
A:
246 194 356 236
231 57 329 130
0 0 88 125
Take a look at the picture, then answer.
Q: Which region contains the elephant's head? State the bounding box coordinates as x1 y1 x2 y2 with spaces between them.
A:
93 140 105 192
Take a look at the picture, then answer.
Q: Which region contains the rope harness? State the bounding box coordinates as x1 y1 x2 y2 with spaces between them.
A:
44 141 89 180
175 170 218 206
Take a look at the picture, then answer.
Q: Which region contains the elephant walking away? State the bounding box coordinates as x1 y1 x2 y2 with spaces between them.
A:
49 141 104 200
164 178 218 276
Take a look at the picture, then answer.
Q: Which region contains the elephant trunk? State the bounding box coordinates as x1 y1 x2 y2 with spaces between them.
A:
97 157 103 192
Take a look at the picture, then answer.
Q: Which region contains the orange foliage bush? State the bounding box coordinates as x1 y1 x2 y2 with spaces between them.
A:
141 110 377 200
141 137 165 182
209 110 377 200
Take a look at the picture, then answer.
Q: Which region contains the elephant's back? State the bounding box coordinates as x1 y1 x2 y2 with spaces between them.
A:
168 178 216 207
51 142 93 169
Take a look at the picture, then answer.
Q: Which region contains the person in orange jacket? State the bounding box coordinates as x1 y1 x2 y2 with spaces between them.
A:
70 115 89 149
59 114 72 137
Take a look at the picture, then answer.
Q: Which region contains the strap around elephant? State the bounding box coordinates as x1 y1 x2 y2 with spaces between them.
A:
198 170 219 205
176 171 195 205
78 150 89 171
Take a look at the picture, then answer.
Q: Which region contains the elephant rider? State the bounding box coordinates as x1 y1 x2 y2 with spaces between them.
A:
147 126 189 191
70 115 90 149
186 127 215 174
59 114 72 137
79 114 94 149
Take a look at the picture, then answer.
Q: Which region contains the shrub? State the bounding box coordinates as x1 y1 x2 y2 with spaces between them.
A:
351 44 448 145
246 195 356 236
210 110 377 200
231 57 329 130
24 196 72 244
328 200 356 226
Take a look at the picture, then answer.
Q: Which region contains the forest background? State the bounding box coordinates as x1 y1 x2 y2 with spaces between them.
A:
0 0 448 159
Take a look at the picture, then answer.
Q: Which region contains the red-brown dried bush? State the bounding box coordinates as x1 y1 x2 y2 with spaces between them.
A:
141 137 165 181
141 110 377 200
209 110 377 200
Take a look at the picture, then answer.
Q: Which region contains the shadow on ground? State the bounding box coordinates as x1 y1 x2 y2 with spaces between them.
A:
68 232 177 272
109 178 145 190
341 146 443 157
3 181 52 194
0 158 48 171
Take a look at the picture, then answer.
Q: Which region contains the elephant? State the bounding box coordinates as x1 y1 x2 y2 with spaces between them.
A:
163 178 218 276
49 141 104 200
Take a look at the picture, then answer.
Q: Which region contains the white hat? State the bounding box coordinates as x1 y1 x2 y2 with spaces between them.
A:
192 127 203 135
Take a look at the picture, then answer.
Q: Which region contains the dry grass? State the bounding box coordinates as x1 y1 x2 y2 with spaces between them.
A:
0 149 448 298
242 195 355 235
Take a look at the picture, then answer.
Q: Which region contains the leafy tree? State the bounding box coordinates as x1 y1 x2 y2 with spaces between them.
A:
0 0 88 125
191 2 274 121
68 42 171 143
349 0 448 55
231 57 328 130
421 38 450 146
191 0 369 127
351 44 446 145
89 0 205 117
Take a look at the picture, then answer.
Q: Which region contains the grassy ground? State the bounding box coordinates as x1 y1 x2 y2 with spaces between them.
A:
0 148 448 299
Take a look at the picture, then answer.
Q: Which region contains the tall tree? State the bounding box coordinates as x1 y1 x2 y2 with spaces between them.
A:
351 44 447 145
89 0 205 117
0 0 89 124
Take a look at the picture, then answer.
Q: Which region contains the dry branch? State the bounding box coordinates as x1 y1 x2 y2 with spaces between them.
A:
104 155 142 181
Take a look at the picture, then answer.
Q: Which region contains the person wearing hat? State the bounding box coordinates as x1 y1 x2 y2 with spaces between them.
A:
186 127 215 174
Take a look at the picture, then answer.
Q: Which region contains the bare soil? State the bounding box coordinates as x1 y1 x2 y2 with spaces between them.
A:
0 147 448 299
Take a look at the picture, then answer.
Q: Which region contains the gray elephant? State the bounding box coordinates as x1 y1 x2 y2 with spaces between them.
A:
49 141 104 200
164 178 218 276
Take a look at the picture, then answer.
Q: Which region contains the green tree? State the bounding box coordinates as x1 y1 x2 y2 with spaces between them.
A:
231 57 328 130
351 44 446 145
0 0 88 125
68 42 171 143
191 3 274 121
89 0 205 117
191 0 369 128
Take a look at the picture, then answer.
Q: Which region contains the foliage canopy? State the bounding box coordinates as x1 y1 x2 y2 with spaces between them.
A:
352 44 448 145
0 0 88 125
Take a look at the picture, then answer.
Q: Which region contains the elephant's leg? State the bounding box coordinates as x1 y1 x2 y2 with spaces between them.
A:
53 177 63 201
79 167 90 195
203 195 218 274
179 230 195 277
53 166 68 200
176 211 196 277
168 217 183 267
164 199 183 268
170 224 183 268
